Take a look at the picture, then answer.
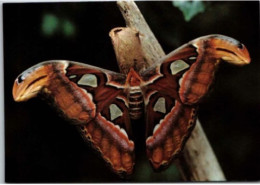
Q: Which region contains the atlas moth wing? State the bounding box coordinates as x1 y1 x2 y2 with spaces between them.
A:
12 60 135 176
141 41 197 138
66 62 135 175
160 34 251 105
65 61 127 125
141 44 198 170
141 34 250 170
12 60 97 123
77 113 135 176
145 99 197 170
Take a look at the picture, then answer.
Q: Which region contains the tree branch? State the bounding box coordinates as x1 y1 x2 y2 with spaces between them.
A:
116 0 226 181
117 0 165 66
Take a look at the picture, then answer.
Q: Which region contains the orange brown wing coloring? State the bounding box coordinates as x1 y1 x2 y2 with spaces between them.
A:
142 35 250 170
12 60 135 176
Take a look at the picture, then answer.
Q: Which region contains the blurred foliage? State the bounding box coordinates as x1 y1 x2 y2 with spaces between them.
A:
62 19 75 37
172 0 205 21
132 158 180 181
42 14 58 36
42 13 75 37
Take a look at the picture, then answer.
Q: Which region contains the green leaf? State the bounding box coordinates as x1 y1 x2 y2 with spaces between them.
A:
172 0 205 22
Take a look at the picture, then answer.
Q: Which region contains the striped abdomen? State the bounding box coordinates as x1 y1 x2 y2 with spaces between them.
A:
128 86 144 120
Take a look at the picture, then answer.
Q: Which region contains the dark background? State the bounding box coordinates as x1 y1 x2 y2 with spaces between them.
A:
3 1 259 182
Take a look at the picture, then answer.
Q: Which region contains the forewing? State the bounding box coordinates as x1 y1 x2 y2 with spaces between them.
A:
159 34 250 105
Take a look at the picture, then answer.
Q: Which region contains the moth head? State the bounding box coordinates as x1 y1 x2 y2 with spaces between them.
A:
13 63 52 102
196 35 251 66
126 68 142 86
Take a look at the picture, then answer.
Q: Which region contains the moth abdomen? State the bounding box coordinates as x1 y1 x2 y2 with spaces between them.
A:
128 86 144 120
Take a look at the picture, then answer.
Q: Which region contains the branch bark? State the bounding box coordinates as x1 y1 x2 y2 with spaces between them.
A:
117 1 165 66
116 0 226 181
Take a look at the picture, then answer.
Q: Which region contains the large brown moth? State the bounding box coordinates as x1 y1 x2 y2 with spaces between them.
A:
12 30 250 176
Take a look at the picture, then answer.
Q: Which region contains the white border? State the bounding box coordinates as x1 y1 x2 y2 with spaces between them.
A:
0 2 4 183
0 0 258 183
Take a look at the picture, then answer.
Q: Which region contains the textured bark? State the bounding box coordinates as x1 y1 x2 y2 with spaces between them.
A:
178 123 226 181
115 0 226 181
117 1 165 66
109 27 149 74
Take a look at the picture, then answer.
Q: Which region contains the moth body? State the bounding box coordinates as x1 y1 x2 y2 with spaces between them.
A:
128 86 144 120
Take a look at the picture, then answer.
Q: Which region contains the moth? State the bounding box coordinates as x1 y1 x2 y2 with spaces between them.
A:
12 34 250 176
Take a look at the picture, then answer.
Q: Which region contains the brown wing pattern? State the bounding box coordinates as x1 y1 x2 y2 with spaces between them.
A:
12 60 135 176
143 35 250 170
146 102 197 170
77 113 134 175
65 62 135 175
143 51 198 170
